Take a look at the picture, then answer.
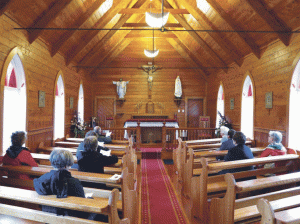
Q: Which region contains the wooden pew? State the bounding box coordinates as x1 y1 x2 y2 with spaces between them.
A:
209 171 300 224
0 186 128 224
31 153 122 174
183 138 222 145
188 139 254 150
190 154 299 223
258 198 300 224
55 141 127 151
38 143 126 158
66 137 129 145
182 147 265 197
0 165 122 187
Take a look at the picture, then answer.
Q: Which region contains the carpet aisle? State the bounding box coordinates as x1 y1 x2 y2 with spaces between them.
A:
140 148 188 224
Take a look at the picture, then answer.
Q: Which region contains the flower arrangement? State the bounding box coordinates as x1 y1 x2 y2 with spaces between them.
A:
71 111 87 138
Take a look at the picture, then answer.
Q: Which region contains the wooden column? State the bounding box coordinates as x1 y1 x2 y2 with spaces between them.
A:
136 121 141 150
162 121 167 150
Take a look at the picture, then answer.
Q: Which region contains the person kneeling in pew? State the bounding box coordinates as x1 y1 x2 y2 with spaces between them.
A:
3 131 38 180
34 149 107 221
218 131 254 176
77 136 118 174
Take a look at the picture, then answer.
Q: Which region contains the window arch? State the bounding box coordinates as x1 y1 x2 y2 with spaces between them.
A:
78 83 84 123
216 84 224 128
54 74 65 140
2 53 27 154
241 75 254 139
288 59 300 148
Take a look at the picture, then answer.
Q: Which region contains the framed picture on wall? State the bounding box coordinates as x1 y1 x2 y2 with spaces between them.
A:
70 97 74 109
265 92 272 108
38 90 45 108
230 98 234 110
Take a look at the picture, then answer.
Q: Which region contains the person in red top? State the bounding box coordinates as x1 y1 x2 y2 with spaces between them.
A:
260 131 287 169
3 131 38 180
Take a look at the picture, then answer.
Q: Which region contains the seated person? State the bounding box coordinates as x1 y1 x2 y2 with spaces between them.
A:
34 149 88 218
77 136 118 173
260 131 287 169
3 131 38 180
220 126 230 143
76 130 110 159
94 126 112 144
216 129 236 160
219 131 254 175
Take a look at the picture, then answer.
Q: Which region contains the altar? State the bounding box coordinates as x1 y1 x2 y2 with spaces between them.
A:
124 119 179 143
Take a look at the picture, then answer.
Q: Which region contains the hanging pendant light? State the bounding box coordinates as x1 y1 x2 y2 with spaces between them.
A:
145 12 169 28
144 49 159 58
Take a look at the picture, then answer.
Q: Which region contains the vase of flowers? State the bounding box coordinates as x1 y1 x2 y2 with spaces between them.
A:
71 111 87 138
216 111 232 137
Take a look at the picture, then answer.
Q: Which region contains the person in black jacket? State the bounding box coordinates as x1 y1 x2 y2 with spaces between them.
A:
77 136 118 174
218 131 254 175
33 149 87 218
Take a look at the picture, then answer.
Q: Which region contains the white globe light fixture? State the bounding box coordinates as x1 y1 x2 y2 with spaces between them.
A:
145 12 169 28
144 49 159 58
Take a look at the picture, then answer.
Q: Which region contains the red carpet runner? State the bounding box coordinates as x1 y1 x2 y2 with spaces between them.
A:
141 148 188 224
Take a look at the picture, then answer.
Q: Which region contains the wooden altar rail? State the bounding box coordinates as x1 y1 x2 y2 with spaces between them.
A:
102 127 216 150
165 128 217 150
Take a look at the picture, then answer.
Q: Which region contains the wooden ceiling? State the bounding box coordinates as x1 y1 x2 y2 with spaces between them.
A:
2 0 300 79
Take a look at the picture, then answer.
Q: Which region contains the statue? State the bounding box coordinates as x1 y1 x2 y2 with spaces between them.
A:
174 76 182 98
113 78 129 99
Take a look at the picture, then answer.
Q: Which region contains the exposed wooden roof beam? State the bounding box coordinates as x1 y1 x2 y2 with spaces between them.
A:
123 23 182 28
167 38 208 81
119 8 189 14
164 1 227 72
172 0 243 67
65 0 138 66
28 0 73 44
77 0 148 67
244 0 291 46
89 39 132 75
0 0 12 17
125 32 177 38
206 0 261 59
51 0 107 57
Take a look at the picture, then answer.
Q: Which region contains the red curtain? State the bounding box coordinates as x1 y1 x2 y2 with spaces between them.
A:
248 85 252 97
8 69 17 88
55 85 59 96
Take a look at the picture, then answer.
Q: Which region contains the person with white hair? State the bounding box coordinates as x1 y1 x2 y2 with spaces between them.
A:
260 131 287 160
220 126 230 143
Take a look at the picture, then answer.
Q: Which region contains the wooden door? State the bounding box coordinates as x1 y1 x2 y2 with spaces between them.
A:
95 97 115 128
187 98 203 127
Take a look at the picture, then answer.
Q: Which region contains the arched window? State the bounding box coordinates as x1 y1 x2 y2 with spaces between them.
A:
288 59 300 148
216 84 224 128
78 83 84 123
54 75 65 140
241 75 254 139
2 54 27 153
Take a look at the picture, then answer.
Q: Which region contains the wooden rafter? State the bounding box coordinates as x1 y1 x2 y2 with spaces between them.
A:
89 39 132 75
51 0 107 57
206 0 261 59
164 1 227 72
119 8 189 14
28 0 73 44
0 0 12 17
172 0 243 67
77 0 148 67
167 38 208 81
244 0 291 46
122 23 182 28
65 0 138 66
125 32 177 38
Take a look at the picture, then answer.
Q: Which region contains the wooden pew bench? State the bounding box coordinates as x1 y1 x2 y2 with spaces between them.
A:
31 153 122 174
209 171 300 224
0 165 122 187
0 186 128 224
181 147 265 196
189 154 299 223
258 198 300 224
37 144 126 158
55 141 127 151
66 137 129 145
